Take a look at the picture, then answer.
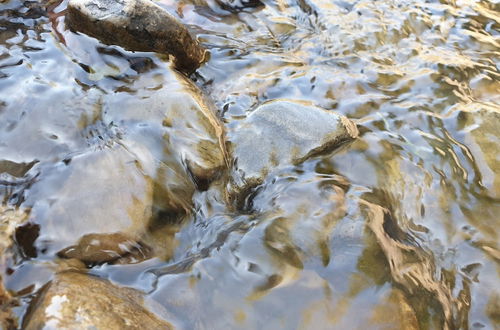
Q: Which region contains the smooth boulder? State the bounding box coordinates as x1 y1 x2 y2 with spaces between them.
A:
27 140 192 265
27 146 167 263
26 69 227 264
23 271 172 329
228 100 358 205
103 69 228 189
66 0 206 73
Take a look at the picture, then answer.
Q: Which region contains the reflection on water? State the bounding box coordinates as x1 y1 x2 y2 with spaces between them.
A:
1 0 499 328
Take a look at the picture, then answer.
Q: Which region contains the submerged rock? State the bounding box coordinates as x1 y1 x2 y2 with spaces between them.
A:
369 288 419 330
0 160 37 179
27 145 187 264
66 0 206 73
365 201 456 329
26 69 227 264
103 69 228 189
228 100 358 206
57 232 152 265
461 108 500 199
253 173 348 269
23 271 172 329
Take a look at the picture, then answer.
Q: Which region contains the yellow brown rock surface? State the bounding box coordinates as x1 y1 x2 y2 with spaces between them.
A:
23 272 172 330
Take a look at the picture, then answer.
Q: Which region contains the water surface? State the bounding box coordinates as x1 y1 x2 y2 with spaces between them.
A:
0 0 499 328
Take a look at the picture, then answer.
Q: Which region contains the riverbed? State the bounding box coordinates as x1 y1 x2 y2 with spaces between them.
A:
0 0 499 328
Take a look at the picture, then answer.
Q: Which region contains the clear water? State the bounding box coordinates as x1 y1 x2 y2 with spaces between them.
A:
0 0 499 328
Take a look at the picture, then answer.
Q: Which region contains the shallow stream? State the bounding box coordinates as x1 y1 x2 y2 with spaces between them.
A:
0 0 499 328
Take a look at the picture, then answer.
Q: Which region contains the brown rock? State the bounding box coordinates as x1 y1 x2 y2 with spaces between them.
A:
0 206 29 258
57 232 152 265
27 68 227 264
369 288 419 330
66 0 207 73
0 55 226 266
23 271 172 329
0 278 17 330
0 160 37 178
0 206 30 329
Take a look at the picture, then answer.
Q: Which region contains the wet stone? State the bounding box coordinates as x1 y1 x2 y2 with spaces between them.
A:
23 271 173 329
24 146 180 265
215 0 264 11
228 100 358 206
0 279 17 330
57 232 152 266
24 69 227 265
0 160 37 179
66 0 206 73
103 69 228 189
0 206 29 328
0 205 29 258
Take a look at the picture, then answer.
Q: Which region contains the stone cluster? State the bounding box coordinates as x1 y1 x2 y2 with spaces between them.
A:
1 0 360 326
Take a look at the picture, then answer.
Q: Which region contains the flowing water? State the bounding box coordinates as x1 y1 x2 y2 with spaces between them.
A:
0 0 499 328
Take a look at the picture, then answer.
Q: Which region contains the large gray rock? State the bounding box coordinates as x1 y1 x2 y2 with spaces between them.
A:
228 100 358 206
23 271 173 329
66 0 206 73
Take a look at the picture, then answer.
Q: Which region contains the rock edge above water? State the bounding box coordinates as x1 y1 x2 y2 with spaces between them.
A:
229 100 359 206
66 0 207 73
23 271 173 329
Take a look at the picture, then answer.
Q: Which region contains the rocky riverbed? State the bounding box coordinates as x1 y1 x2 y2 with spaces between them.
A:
0 0 499 328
